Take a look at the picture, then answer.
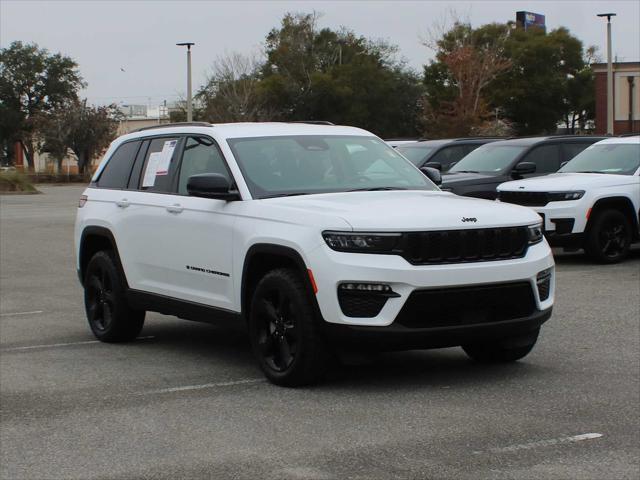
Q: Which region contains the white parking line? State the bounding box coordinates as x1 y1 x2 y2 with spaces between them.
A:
473 433 603 454
1 336 155 352
0 310 44 317
139 378 264 395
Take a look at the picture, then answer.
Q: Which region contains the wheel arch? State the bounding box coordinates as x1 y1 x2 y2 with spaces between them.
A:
241 244 320 320
79 226 128 287
588 196 639 240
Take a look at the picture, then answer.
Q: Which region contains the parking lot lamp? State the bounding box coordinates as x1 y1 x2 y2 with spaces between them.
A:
597 13 616 135
176 42 195 122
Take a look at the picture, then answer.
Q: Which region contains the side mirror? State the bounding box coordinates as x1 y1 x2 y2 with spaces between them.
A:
187 173 240 200
420 166 442 186
423 161 442 171
512 162 536 177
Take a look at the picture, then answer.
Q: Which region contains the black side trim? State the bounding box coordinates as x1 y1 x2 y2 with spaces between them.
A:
79 226 128 288
126 289 241 324
241 244 318 318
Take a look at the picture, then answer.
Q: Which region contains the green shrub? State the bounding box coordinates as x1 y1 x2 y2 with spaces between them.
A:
0 169 39 193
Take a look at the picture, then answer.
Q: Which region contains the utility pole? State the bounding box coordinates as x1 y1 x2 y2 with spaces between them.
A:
597 13 616 135
176 42 195 122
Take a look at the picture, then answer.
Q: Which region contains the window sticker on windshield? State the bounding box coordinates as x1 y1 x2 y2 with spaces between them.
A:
156 140 177 176
142 152 162 187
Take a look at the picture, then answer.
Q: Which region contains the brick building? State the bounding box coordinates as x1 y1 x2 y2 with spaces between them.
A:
592 62 640 135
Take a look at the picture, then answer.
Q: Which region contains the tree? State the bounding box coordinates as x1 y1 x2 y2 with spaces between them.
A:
259 12 423 137
421 22 512 137
489 27 587 134
41 99 121 175
197 52 273 122
0 41 84 170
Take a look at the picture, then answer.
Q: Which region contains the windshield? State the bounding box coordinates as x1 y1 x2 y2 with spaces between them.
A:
449 145 526 174
227 135 438 199
559 143 640 175
396 145 436 165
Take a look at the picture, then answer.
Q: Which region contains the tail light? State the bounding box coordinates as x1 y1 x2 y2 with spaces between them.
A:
78 195 88 208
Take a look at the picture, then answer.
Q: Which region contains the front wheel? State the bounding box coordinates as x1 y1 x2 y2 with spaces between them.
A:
248 268 328 387
462 328 539 363
84 250 145 342
584 209 632 264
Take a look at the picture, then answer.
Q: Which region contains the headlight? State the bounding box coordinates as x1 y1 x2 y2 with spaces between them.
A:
322 231 401 253
527 223 544 245
548 191 585 201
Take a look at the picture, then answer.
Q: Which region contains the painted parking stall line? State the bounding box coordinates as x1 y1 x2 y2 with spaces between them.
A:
139 378 264 395
0 310 44 317
473 433 603 454
1 336 155 352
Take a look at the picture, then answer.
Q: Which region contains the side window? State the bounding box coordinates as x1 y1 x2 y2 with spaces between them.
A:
177 137 230 195
563 142 590 162
431 145 468 169
521 144 562 173
97 141 141 189
127 140 149 189
140 137 180 192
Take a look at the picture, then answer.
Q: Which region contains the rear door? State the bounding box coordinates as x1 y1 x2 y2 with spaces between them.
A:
114 135 184 296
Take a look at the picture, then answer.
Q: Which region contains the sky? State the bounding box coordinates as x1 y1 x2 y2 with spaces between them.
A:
2 0 639 107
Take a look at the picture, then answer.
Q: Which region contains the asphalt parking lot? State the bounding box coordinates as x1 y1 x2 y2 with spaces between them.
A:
1 185 639 480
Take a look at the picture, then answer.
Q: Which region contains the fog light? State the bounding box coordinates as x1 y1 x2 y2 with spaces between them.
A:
339 283 392 293
536 268 552 301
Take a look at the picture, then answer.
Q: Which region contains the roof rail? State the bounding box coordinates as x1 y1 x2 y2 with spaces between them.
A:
618 132 640 137
134 122 213 132
288 120 335 126
452 136 506 141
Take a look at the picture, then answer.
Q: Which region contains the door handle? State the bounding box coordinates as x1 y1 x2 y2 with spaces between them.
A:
116 199 130 208
166 203 183 214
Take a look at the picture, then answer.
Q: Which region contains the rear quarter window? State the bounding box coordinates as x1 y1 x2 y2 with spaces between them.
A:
97 141 142 189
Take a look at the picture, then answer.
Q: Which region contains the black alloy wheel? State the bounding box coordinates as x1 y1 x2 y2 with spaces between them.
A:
585 209 631 264
248 268 328 386
84 251 145 342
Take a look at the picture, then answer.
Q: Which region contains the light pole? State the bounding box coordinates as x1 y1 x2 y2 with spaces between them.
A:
176 42 195 122
597 13 616 135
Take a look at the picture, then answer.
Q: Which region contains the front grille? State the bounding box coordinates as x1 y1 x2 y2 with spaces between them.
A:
338 291 389 317
395 282 536 328
499 191 549 206
400 227 529 265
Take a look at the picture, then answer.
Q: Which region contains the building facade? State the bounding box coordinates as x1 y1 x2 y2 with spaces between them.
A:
593 62 640 135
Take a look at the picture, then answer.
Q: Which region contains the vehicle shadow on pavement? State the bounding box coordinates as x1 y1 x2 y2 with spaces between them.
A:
138 319 547 391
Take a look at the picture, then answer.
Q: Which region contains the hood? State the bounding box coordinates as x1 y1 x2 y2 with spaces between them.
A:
441 171 500 186
498 172 638 192
261 190 541 231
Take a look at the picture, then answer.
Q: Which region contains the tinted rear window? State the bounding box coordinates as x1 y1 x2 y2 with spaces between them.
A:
97 141 141 189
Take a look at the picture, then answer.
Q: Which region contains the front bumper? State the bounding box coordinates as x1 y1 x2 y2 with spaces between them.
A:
307 240 555 327
323 307 552 351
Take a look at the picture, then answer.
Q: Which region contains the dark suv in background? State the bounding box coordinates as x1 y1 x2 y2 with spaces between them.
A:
396 138 502 172
440 136 607 199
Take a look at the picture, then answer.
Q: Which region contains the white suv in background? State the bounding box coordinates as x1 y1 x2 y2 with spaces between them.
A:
498 136 640 263
75 122 554 386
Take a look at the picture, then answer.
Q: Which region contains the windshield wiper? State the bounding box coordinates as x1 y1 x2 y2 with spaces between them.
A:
453 170 479 173
261 192 310 199
347 186 408 192
574 171 604 174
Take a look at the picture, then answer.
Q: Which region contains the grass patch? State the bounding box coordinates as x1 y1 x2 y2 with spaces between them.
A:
0 170 39 194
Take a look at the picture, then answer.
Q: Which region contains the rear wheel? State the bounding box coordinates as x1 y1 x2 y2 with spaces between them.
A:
248 268 328 386
84 250 145 342
462 328 539 363
584 209 631 264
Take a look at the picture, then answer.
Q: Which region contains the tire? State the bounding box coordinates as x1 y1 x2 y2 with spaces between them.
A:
584 209 632 264
84 250 145 342
462 328 539 363
248 268 328 387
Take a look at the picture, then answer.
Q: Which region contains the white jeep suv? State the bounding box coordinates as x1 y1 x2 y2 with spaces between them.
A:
498 136 640 263
75 122 555 386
